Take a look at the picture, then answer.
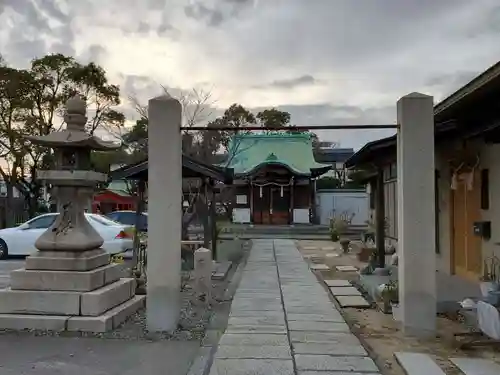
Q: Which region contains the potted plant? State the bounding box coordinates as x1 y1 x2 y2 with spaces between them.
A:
480 257 500 303
329 217 348 243
380 280 399 318
339 238 351 253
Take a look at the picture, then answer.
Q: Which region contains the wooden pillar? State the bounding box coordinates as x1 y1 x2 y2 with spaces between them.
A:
289 178 294 224
209 180 217 260
132 179 146 270
202 180 210 249
375 167 386 268
249 179 254 224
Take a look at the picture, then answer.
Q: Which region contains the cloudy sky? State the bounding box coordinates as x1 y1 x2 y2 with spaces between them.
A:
1 0 500 150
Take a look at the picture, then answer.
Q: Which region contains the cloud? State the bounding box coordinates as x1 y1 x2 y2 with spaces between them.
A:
1 0 500 149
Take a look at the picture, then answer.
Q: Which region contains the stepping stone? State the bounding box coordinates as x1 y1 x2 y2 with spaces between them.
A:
303 254 318 259
324 279 351 287
450 357 500 375
336 295 370 308
322 246 336 251
336 265 358 272
329 286 362 296
310 264 330 271
394 352 445 375
290 331 361 345
303 247 318 251
287 321 350 333
325 252 340 257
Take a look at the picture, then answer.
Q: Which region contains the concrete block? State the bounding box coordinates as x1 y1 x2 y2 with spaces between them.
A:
9 265 120 292
0 314 68 330
0 288 81 315
104 263 124 284
310 264 330 271
25 249 110 271
80 278 134 316
295 354 379 373
67 295 145 332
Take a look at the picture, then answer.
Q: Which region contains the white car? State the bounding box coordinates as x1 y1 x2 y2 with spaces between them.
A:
0 213 134 259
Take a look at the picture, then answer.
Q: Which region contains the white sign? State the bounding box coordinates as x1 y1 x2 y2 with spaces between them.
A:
236 195 247 204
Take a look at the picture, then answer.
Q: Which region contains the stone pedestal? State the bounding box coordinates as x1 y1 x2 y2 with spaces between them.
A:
397 93 436 337
0 251 145 332
194 247 212 305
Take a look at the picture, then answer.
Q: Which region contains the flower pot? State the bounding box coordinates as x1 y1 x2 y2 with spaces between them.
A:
480 281 499 299
391 303 401 321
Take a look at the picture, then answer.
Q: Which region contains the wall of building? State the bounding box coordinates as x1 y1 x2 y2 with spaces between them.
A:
316 189 369 226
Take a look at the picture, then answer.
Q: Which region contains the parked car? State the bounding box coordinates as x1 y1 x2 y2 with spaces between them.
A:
0 213 134 259
105 210 148 232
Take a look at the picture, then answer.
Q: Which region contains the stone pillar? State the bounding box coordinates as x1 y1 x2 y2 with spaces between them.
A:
397 93 436 337
147 95 182 332
194 247 212 305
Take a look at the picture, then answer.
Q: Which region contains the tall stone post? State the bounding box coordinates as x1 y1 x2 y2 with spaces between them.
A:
147 95 182 331
397 93 436 337
194 247 212 305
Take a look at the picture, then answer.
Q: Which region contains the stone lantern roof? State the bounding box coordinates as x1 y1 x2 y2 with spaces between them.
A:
25 95 121 151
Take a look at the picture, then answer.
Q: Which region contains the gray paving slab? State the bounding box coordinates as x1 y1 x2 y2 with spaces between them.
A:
324 279 351 287
290 331 362 345
298 372 380 375
449 357 500 375
288 320 350 332
228 316 286 326
219 333 289 346
286 313 345 322
225 325 287 334
292 342 367 356
295 354 379 372
394 352 445 375
336 295 371 308
336 265 358 272
209 358 294 375
329 286 362 296
216 345 292 359
229 310 285 318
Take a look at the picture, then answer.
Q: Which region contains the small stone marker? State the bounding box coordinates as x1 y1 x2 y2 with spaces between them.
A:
394 352 445 375
310 264 330 271
194 247 212 305
329 287 362 296
450 357 500 375
336 265 358 272
336 295 370 308
324 279 351 287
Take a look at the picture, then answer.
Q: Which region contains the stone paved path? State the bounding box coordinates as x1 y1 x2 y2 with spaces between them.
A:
209 239 381 375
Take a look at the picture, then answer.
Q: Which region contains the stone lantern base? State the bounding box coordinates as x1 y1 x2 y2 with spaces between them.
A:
0 250 145 332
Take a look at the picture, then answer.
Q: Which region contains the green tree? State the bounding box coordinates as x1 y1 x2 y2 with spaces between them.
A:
256 108 291 130
0 53 125 219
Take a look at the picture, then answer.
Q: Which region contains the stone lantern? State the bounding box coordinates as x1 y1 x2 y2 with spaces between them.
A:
0 96 145 332
25 95 118 252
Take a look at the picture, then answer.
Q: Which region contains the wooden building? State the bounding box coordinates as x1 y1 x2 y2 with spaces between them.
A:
224 133 331 225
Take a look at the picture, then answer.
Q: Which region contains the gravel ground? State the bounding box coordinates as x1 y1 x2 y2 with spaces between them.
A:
0 267 235 341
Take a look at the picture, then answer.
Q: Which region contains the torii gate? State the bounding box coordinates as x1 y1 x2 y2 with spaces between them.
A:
146 93 436 338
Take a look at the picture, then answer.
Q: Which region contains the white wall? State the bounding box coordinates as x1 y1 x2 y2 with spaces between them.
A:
316 189 369 226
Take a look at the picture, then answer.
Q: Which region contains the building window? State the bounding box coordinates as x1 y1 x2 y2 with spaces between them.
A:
481 169 490 210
